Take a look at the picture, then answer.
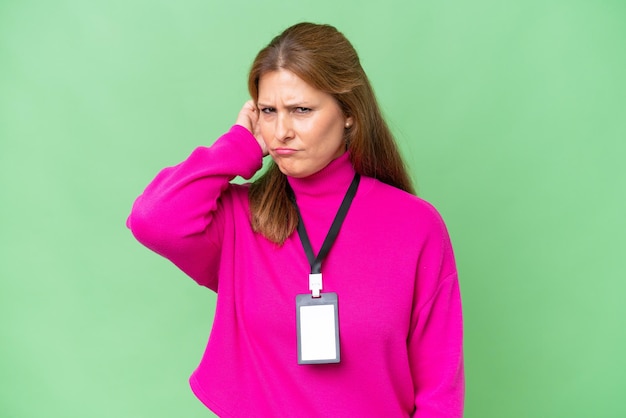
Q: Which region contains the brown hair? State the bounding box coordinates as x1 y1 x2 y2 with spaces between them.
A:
248 22 415 244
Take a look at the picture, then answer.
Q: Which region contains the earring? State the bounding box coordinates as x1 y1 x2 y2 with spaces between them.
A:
345 122 352 129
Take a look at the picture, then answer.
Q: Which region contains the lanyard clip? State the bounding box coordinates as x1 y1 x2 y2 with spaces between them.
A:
309 273 322 298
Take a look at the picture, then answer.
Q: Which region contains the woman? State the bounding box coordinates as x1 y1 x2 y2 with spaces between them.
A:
128 22 464 417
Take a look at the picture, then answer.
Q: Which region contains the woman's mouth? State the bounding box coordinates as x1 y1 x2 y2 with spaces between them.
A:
273 148 299 156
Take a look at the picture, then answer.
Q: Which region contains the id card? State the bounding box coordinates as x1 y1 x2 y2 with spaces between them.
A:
296 292 340 364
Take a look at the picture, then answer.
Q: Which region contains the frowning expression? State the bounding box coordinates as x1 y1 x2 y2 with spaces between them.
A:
257 69 353 178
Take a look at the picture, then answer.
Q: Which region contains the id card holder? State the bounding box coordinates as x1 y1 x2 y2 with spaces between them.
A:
296 292 340 364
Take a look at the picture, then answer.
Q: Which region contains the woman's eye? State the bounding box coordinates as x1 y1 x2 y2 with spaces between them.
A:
295 107 311 114
261 107 275 114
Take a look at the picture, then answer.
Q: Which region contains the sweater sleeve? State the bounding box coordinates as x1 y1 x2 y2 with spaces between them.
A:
126 125 264 290
409 209 465 417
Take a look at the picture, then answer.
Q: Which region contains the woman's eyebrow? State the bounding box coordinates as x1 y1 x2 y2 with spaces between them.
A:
257 101 312 108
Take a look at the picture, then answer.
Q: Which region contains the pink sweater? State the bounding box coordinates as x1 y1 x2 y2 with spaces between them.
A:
128 125 464 417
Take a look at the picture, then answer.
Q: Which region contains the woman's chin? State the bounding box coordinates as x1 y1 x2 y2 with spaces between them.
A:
276 162 303 178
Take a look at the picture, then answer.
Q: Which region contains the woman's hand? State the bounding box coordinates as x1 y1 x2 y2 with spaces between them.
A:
236 100 268 156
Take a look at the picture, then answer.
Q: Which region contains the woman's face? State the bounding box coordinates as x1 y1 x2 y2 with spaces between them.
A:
257 69 352 178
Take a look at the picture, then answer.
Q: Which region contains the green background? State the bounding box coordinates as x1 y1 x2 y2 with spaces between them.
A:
2 0 625 417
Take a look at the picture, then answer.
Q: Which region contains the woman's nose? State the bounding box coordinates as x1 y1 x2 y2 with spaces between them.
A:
274 113 294 142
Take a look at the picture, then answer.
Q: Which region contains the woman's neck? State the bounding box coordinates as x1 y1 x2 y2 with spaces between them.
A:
287 152 355 201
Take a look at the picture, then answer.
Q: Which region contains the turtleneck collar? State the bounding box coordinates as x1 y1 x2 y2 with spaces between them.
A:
287 152 356 200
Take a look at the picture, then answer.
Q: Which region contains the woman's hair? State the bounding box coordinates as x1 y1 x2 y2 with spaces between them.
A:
248 22 415 244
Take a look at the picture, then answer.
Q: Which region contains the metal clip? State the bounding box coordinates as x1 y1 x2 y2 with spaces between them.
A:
309 273 322 298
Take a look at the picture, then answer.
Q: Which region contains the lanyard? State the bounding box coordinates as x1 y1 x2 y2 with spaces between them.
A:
290 173 361 297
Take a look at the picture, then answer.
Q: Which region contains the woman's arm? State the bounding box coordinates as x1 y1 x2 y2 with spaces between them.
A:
127 120 264 290
409 213 465 417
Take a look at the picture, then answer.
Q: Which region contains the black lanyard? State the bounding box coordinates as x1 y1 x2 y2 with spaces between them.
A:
290 173 361 276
